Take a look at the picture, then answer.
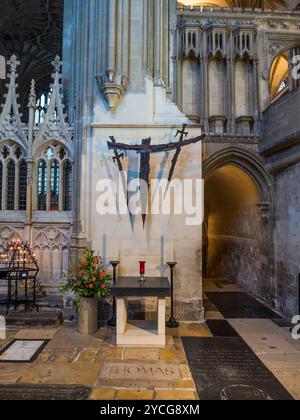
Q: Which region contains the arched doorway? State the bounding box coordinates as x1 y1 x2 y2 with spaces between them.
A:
203 147 276 306
269 44 300 104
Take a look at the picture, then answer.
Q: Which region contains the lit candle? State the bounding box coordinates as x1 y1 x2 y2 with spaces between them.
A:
113 231 118 260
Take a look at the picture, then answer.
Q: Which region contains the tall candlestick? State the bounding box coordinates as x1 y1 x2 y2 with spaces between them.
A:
170 232 174 262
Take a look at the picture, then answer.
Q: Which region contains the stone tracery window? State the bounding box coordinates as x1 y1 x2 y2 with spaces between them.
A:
35 91 51 124
50 160 60 211
19 159 27 211
63 161 72 212
37 160 47 211
36 144 72 212
6 160 16 211
0 143 27 211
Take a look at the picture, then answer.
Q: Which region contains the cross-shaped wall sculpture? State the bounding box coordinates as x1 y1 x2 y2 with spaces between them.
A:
107 125 205 227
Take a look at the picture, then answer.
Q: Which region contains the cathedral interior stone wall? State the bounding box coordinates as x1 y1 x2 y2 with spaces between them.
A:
0 0 300 320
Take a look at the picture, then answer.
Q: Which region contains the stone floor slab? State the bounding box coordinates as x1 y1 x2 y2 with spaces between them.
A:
171 380 196 390
159 348 178 363
95 347 124 362
0 363 31 384
154 390 197 400
36 350 79 364
258 353 300 371
241 333 300 355
205 311 224 320
116 389 154 400
45 327 94 350
272 369 300 400
14 328 60 340
123 348 159 361
89 387 116 400
74 348 99 363
229 319 284 335
178 323 212 338
97 378 172 390
19 362 102 386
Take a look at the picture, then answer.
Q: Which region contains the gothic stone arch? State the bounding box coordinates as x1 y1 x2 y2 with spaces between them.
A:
203 146 275 223
33 226 71 292
202 146 277 306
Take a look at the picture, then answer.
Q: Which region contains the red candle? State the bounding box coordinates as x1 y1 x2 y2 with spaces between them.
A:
139 261 146 276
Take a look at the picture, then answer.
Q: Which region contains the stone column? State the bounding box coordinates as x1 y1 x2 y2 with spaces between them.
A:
253 58 260 134
63 0 101 261
121 0 130 85
154 0 162 85
107 0 117 82
227 57 235 134
26 80 36 224
203 58 209 132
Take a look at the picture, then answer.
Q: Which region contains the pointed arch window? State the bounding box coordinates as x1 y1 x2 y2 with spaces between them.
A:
18 160 27 211
50 160 60 211
38 160 47 211
36 144 73 212
63 161 72 211
6 160 15 210
0 144 28 211
35 91 51 124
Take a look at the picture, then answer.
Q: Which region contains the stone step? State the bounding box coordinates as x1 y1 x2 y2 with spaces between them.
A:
0 291 64 328
2 310 63 328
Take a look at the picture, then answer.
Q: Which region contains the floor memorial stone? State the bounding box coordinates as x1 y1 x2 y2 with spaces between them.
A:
100 362 181 381
182 337 293 400
206 292 283 319
0 340 48 363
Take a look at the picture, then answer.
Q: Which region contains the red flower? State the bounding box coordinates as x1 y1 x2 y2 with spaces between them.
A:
101 284 106 289
89 284 94 289
92 276 96 282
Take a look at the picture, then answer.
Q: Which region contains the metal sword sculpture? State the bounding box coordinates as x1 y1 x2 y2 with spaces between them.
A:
107 125 205 227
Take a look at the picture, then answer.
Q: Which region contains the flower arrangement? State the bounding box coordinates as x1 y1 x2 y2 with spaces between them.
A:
60 249 111 298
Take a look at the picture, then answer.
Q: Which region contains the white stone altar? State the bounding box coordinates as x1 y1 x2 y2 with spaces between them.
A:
111 277 171 348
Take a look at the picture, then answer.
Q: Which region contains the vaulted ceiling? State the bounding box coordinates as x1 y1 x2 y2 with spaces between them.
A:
0 0 64 119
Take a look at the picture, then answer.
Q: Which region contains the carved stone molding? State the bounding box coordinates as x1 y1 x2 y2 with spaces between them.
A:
33 226 71 250
204 134 258 144
101 82 124 111
0 226 21 248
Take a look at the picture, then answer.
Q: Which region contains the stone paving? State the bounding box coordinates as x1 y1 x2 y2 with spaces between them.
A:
0 279 299 400
0 324 201 400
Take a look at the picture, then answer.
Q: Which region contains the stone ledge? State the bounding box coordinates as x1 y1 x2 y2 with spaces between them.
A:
0 310 63 328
